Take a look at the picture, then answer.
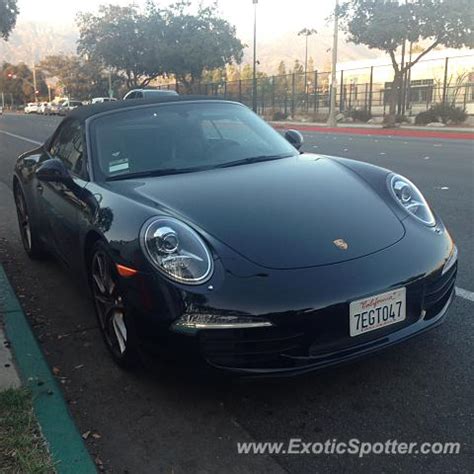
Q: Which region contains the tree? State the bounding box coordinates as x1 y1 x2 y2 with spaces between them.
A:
0 0 18 40
293 60 304 74
0 62 47 104
277 61 287 76
39 55 113 99
340 0 474 125
241 64 253 81
158 1 244 92
77 5 165 89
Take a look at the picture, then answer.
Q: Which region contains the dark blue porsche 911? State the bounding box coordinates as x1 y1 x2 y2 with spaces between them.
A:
13 96 457 375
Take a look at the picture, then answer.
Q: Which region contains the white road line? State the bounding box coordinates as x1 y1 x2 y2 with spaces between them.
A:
456 287 474 303
0 130 42 146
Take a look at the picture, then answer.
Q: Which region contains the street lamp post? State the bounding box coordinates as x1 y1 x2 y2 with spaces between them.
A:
252 0 258 112
298 28 317 94
327 0 339 127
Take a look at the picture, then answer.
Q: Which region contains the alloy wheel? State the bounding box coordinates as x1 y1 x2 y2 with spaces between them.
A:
91 250 128 357
14 187 32 252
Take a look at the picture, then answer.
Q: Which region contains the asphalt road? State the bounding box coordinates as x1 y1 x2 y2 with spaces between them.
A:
0 113 473 473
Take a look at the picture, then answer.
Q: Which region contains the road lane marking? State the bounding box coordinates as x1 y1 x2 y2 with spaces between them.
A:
0 130 42 145
456 287 474 303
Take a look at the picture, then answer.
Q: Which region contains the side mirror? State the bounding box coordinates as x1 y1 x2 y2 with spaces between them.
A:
284 129 304 151
36 158 71 183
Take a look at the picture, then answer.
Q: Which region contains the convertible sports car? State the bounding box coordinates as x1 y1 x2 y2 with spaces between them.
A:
13 97 457 375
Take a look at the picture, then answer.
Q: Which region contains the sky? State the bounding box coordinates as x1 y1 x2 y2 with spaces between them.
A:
16 0 335 41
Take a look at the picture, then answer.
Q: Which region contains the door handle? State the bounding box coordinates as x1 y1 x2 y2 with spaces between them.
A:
36 183 44 194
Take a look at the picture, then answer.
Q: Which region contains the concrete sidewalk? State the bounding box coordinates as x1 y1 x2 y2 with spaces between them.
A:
271 120 474 140
273 120 473 132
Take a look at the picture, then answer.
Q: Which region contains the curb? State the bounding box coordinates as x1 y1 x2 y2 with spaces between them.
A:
272 122 474 140
0 264 97 473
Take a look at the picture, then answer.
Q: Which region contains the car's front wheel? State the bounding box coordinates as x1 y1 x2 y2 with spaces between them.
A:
14 184 46 259
89 242 139 369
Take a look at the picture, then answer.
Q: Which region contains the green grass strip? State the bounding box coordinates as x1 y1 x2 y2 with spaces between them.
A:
0 387 56 473
0 265 97 473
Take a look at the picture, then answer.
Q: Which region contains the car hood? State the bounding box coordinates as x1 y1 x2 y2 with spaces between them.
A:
109 155 405 269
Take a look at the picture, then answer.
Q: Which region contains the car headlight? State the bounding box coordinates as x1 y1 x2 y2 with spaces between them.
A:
140 217 214 284
389 174 435 226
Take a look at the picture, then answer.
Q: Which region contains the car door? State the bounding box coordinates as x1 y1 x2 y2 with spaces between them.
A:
40 120 90 267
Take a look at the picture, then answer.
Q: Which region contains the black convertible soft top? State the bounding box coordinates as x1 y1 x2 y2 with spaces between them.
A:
67 95 229 122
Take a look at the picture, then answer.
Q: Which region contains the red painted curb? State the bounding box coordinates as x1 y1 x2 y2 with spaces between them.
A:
273 123 474 140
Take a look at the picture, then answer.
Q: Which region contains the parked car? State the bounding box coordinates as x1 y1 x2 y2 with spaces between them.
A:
91 97 118 104
24 102 39 114
38 102 51 115
123 89 178 100
48 101 64 115
13 97 457 374
57 99 83 116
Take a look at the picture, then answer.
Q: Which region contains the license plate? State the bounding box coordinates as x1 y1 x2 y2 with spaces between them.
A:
349 287 406 337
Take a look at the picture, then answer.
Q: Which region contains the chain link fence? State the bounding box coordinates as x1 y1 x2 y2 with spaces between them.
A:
159 54 474 121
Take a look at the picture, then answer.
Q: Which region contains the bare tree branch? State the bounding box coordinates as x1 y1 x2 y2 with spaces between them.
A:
406 39 441 71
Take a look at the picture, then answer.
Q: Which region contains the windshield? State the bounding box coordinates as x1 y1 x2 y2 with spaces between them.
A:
90 102 297 180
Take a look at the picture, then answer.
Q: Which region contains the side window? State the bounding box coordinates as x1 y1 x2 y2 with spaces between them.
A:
125 92 136 100
49 121 85 176
135 92 143 99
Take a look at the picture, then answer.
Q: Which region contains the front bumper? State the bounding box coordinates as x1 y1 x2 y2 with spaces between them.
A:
126 217 456 376
200 287 455 376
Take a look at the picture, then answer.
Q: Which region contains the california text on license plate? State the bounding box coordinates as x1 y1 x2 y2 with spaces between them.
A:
349 287 406 337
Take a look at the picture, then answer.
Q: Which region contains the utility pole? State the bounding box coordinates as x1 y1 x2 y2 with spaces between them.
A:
32 64 38 103
108 70 113 98
327 0 339 127
252 0 258 112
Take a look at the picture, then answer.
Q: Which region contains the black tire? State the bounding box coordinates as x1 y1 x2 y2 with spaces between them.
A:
13 183 47 259
89 241 140 369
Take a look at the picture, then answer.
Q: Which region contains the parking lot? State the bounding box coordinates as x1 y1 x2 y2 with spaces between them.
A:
0 113 473 473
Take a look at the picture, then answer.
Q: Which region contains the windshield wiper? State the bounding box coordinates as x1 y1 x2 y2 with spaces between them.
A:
213 153 295 169
105 154 295 181
106 167 199 181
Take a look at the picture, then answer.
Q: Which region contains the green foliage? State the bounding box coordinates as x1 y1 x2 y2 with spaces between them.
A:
277 61 287 76
348 108 372 122
0 62 47 104
77 1 244 91
0 0 18 40
0 388 55 472
395 114 409 123
293 60 304 74
77 5 160 89
340 0 474 120
415 104 467 125
157 1 244 91
340 0 474 57
272 110 288 121
40 55 113 99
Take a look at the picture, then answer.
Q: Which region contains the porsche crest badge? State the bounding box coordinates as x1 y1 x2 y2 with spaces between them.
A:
333 239 349 250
